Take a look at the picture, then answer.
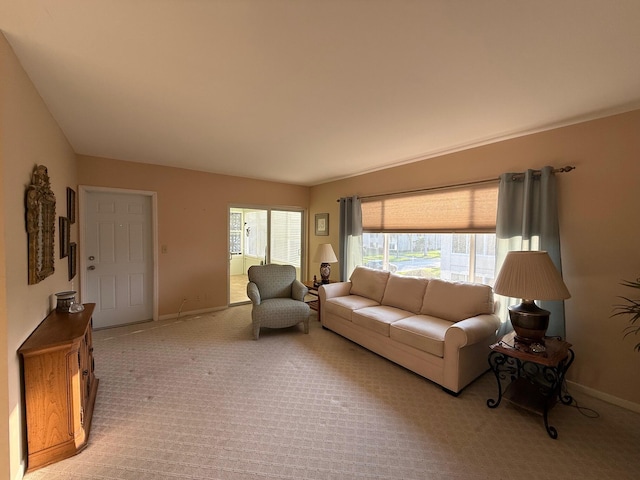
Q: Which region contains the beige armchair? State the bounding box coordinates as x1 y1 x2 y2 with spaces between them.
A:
247 264 310 340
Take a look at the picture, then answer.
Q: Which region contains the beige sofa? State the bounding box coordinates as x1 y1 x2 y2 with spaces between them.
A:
319 266 500 394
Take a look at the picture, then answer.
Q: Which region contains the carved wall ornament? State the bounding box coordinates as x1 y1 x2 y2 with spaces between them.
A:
26 165 56 284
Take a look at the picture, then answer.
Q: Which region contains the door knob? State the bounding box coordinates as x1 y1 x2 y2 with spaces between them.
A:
88 265 96 271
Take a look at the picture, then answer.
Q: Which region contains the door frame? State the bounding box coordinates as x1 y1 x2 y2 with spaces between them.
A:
78 186 159 322
228 204 307 306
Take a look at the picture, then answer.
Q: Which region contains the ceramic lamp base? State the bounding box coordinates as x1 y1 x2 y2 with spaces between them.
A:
320 263 331 283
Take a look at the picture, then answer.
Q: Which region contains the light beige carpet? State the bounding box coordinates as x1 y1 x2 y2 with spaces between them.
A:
24 305 639 479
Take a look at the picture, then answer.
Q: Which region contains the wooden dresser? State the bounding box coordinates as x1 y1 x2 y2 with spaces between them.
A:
18 303 99 472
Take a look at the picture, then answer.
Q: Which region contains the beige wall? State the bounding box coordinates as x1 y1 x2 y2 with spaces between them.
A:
77 156 309 316
309 109 640 407
0 40 8 478
1 33 79 480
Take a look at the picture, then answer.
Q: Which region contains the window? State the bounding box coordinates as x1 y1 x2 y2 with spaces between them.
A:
362 232 496 285
270 210 302 267
361 182 498 286
452 234 469 254
244 210 267 258
229 212 242 255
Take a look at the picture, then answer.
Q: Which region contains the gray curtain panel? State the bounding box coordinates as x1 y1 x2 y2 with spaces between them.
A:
338 196 363 281
496 166 567 338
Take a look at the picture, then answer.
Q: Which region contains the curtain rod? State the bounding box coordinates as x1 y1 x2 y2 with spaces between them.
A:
337 165 575 202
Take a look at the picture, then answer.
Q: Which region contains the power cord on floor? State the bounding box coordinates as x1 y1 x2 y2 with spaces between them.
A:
177 298 187 321
496 338 602 420
562 382 600 419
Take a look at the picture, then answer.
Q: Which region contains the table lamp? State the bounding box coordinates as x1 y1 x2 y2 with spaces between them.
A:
493 251 570 344
313 243 338 284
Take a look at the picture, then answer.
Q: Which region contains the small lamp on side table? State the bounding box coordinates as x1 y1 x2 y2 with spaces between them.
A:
313 243 338 284
493 251 571 348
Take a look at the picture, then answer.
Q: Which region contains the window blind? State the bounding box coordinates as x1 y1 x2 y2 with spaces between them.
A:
361 182 498 233
270 210 302 267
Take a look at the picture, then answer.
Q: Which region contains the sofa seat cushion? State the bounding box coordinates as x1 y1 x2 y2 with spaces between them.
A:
349 266 390 303
352 306 413 337
420 278 494 322
381 274 429 314
325 295 380 321
390 315 453 357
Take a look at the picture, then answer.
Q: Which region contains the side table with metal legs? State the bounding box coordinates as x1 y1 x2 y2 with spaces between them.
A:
487 331 575 439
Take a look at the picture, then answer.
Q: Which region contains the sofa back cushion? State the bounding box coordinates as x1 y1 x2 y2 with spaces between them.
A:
381 274 429 314
349 266 390 303
420 278 494 322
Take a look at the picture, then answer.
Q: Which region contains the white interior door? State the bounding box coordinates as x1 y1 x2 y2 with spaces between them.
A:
83 190 154 328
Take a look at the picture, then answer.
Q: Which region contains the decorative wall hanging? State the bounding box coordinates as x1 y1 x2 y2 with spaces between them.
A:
67 187 76 223
68 242 77 281
25 165 56 284
59 217 70 258
315 213 329 236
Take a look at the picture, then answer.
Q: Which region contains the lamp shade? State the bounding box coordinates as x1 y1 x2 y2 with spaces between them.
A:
313 244 338 263
494 251 570 301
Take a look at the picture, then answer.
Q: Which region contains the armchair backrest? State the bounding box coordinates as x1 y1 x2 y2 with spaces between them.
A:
248 264 297 300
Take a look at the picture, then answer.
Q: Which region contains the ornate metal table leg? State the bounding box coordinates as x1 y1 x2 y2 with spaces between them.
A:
558 349 575 406
543 404 559 439
487 351 505 408
540 351 574 439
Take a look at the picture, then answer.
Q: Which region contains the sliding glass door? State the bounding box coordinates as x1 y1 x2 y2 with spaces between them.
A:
228 207 304 304
270 210 303 269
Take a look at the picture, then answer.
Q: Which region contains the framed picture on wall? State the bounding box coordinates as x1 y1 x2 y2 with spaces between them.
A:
68 242 77 281
315 213 329 236
59 217 70 258
67 187 76 224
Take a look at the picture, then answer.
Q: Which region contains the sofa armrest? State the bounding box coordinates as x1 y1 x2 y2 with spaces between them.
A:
319 282 352 303
442 314 500 393
291 280 309 301
247 282 261 305
444 314 500 348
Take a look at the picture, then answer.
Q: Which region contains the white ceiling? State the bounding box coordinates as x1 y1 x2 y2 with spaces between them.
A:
2 1 640 186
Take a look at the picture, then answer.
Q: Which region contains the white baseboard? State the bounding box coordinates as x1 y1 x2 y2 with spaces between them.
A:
567 380 640 414
158 305 227 321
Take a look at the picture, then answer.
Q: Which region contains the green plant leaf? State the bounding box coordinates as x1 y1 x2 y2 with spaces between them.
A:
611 278 640 352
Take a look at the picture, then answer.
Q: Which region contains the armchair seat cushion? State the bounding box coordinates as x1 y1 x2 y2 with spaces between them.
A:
253 298 311 330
